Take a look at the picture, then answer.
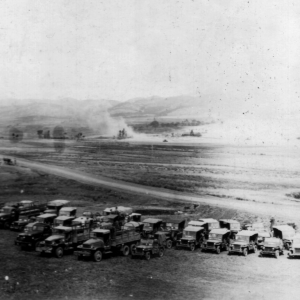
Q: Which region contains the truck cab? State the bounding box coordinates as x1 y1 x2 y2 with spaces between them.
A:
10 215 36 231
157 217 186 249
127 213 142 223
176 226 205 251
0 206 18 228
229 230 258 256
288 233 300 258
15 222 52 249
35 213 57 226
58 207 77 217
142 218 163 237
202 228 231 254
53 216 76 227
44 200 70 215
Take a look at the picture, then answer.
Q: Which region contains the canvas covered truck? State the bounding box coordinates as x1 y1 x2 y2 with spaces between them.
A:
74 224 141 262
157 217 186 249
176 226 205 251
229 231 258 256
44 200 70 215
142 218 163 238
0 200 46 229
202 228 231 254
15 222 52 250
272 225 295 250
36 222 91 258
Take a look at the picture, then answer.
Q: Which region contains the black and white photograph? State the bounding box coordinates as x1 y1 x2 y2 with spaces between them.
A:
0 1 299 299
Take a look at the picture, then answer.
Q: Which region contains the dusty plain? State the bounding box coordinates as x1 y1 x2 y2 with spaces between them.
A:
1 137 300 300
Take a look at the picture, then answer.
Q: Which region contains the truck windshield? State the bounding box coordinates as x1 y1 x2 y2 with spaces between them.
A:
209 233 223 240
91 232 105 239
183 231 196 238
166 223 178 230
53 229 67 235
236 236 249 242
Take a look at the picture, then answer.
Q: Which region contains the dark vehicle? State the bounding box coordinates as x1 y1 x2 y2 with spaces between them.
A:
288 233 300 258
176 226 205 251
273 225 295 250
44 200 70 215
132 232 166 261
260 237 284 258
36 222 91 258
257 231 271 249
0 200 46 228
15 222 52 250
35 213 57 226
158 217 186 249
10 215 36 231
142 218 163 237
229 230 258 256
202 229 231 254
219 219 240 239
75 224 141 262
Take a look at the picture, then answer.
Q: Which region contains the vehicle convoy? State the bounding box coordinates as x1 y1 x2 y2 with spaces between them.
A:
158 217 186 249
44 200 70 215
10 215 36 231
272 225 295 250
132 232 166 260
288 233 300 258
260 238 284 258
15 222 52 250
202 229 231 254
142 218 163 237
176 226 205 251
37 222 91 258
229 230 258 256
74 223 141 262
0 200 47 229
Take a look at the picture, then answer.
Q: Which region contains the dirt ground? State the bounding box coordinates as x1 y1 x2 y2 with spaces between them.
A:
1 138 300 299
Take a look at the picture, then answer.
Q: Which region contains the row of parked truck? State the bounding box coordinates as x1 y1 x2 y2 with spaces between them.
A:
2 199 300 261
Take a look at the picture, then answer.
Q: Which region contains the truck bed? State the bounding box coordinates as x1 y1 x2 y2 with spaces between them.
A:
111 231 140 246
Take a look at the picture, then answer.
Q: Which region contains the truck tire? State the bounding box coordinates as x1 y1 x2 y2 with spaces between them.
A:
275 250 279 259
130 243 137 255
93 250 103 262
158 247 164 257
216 246 221 254
145 252 151 261
190 243 196 251
243 248 248 256
166 240 173 249
55 247 64 258
122 245 130 256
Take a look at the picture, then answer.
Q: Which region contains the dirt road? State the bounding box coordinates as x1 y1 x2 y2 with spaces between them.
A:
2 154 300 223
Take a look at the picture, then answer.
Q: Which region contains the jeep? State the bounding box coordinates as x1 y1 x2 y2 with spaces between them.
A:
260 237 284 258
202 228 231 254
229 230 258 256
176 226 205 251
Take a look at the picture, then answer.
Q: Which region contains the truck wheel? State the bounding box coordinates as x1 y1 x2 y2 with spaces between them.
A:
275 250 279 259
243 248 248 256
93 250 103 262
166 240 173 249
122 245 130 256
190 243 196 251
158 247 164 257
130 244 137 255
55 247 64 258
145 252 151 261
216 247 221 254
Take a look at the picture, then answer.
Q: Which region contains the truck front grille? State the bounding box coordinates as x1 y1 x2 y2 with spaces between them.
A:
234 245 240 250
264 247 273 252
207 242 215 247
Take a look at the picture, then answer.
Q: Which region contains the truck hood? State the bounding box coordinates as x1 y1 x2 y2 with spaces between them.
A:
46 235 64 242
83 238 103 246
181 237 195 242
232 242 247 247
207 239 221 244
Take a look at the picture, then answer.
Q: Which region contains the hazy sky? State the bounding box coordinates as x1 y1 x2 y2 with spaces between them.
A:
0 0 299 116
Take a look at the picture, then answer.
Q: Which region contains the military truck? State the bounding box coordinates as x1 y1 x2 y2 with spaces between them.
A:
0 200 46 229
44 200 70 215
176 226 205 251
132 232 166 260
288 233 300 258
36 222 91 258
15 222 52 250
142 218 163 237
228 230 258 256
273 225 295 250
157 217 186 249
260 237 284 258
10 215 36 231
74 224 141 262
58 207 77 217
202 228 231 254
